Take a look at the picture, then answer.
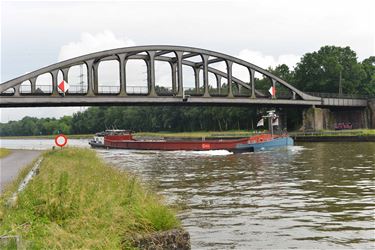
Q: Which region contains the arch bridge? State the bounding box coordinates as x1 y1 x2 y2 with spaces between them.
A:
0 45 368 107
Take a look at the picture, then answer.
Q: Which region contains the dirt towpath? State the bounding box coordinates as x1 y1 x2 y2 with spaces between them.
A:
0 149 42 192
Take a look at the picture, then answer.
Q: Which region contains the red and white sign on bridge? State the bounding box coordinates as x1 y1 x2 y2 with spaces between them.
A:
58 80 70 93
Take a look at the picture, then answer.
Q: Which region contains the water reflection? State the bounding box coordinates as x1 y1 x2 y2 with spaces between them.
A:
98 142 375 249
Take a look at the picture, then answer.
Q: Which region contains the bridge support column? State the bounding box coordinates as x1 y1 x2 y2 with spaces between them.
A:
51 70 59 96
226 61 234 98
118 53 128 96
202 55 210 97
250 69 256 99
194 67 200 95
30 77 36 94
215 74 221 95
176 52 184 97
170 62 177 95
60 67 69 95
272 79 276 99
86 60 95 96
93 62 99 95
61 68 69 85
14 85 20 97
147 51 157 97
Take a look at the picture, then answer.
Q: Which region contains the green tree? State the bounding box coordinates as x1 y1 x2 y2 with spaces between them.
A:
360 56 375 96
270 64 294 83
294 46 366 95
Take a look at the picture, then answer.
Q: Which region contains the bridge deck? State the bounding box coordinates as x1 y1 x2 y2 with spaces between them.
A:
0 95 368 108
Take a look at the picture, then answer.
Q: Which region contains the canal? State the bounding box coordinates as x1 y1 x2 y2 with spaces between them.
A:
1 139 374 249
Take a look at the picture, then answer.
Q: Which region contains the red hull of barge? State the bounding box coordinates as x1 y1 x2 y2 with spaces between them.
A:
103 134 274 151
105 138 249 151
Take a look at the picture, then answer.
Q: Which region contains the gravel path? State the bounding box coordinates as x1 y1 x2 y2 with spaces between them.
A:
0 149 42 192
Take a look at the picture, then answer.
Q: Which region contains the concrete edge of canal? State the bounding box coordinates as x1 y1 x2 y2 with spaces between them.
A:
0 149 43 193
292 135 375 142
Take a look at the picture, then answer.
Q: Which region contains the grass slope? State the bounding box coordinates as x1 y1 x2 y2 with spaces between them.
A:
291 129 375 136
0 148 11 158
0 148 180 249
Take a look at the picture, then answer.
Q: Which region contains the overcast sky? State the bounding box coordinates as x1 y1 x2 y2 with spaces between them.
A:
1 0 374 122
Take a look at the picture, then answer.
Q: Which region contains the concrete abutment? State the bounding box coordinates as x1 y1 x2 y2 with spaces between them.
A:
302 103 374 131
367 99 375 129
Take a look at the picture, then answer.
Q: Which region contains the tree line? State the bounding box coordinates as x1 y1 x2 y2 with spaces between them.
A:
0 107 266 136
0 46 374 136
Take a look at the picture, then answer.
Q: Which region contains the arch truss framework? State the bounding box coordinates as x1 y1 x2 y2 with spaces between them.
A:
0 45 321 104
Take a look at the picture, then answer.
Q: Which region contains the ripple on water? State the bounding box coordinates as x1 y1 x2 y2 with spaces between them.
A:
96 142 375 250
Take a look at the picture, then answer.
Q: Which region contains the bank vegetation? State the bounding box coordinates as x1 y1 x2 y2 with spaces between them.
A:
0 148 180 249
0 148 11 158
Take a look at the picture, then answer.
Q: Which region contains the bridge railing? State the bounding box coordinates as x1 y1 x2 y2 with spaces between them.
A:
2 84 296 99
306 92 369 99
126 86 148 95
6 85 154 95
21 85 53 94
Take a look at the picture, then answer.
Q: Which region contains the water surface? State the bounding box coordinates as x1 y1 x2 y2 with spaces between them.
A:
98 142 375 249
1 139 374 249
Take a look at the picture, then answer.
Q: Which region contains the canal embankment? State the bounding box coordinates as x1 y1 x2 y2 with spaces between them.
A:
0 148 188 249
290 129 375 142
0 148 11 158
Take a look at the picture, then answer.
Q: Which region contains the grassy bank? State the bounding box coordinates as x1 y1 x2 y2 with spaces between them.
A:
0 148 180 249
290 129 375 137
0 148 11 158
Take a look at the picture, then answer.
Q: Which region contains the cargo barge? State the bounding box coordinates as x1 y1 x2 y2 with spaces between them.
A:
89 111 293 153
89 130 293 153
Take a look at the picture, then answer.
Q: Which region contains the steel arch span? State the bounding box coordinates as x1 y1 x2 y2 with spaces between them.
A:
0 45 325 107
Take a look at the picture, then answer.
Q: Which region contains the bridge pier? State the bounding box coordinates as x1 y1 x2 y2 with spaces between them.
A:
367 99 375 128
302 106 370 131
